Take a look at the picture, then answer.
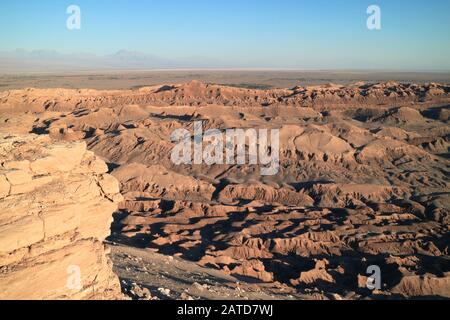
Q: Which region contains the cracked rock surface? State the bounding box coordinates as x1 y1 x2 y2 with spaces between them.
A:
0 134 123 299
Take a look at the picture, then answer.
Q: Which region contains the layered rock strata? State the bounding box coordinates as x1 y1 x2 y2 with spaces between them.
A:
0 134 122 300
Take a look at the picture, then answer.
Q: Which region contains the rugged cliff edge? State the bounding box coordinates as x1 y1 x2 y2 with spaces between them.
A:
0 134 123 299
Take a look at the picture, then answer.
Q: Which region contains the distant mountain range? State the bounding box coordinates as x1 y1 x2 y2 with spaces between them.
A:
0 49 225 73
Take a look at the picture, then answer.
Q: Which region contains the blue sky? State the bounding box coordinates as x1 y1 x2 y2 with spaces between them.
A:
1 0 449 70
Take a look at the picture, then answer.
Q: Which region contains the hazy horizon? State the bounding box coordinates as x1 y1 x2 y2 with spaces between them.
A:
2 49 450 74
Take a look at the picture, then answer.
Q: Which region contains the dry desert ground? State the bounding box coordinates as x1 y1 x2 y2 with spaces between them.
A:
0 76 449 300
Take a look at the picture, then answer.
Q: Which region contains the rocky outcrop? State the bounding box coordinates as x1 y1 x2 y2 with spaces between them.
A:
217 183 314 206
0 134 123 300
1 81 449 111
112 163 215 202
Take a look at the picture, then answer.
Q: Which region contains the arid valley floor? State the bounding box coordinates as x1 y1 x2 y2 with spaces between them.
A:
0 75 449 300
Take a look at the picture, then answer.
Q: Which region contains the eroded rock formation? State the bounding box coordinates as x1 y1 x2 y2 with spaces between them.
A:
0 81 449 299
0 134 122 299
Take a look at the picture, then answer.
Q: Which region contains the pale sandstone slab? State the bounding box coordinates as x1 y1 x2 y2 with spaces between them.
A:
0 216 44 254
9 175 53 195
5 170 32 185
0 174 9 198
0 134 122 299
0 240 119 300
